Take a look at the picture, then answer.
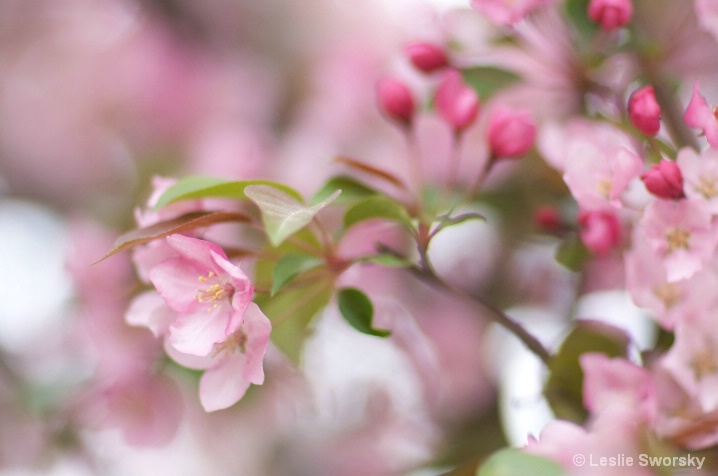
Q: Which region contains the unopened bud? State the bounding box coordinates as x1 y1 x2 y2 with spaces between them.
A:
376 77 415 126
405 42 449 73
534 206 562 232
588 0 633 30
641 160 685 200
578 209 622 256
435 69 480 132
487 106 537 159
628 86 661 136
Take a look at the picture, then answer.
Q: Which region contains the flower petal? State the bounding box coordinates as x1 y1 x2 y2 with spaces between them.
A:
168 304 232 356
199 353 252 412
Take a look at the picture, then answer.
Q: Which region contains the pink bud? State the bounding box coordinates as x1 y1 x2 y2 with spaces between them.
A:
578 209 622 256
376 77 415 126
534 206 562 232
487 106 537 159
588 0 633 30
435 69 480 132
628 86 661 136
641 160 685 199
405 42 449 73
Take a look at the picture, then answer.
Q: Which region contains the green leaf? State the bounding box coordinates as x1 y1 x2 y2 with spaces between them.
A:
311 175 378 205
461 66 521 100
555 237 590 272
359 253 412 268
96 211 251 262
256 278 334 364
154 175 304 209
245 185 341 247
271 254 323 296
544 320 630 423
337 288 391 337
478 448 565 476
343 196 411 230
564 0 599 39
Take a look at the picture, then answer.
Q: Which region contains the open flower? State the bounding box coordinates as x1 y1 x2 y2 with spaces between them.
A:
684 81 718 149
165 303 271 412
149 234 254 356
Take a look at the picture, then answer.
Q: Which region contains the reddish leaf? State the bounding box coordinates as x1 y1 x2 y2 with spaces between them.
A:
335 156 409 191
95 211 251 263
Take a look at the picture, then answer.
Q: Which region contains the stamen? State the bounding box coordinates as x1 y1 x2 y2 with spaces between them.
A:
695 176 718 199
595 178 612 199
653 283 681 309
665 227 690 253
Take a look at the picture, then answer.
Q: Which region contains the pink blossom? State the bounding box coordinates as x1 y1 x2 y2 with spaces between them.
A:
434 69 480 132
684 81 718 148
149 234 254 356
695 0 718 42
578 209 622 256
562 143 643 210
404 42 448 73
641 160 685 200
628 85 661 136
581 353 657 423
677 146 718 213
486 106 537 159
624 231 718 329
166 303 271 412
471 0 554 26
588 0 633 31
639 199 718 282
376 77 415 127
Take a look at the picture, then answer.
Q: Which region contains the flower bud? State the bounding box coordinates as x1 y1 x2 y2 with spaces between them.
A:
435 69 480 132
588 0 633 30
405 42 449 73
628 86 661 136
578 209 622 256
376 77 415 126
487 106 537 159
534 206 562 232
641 160 685 200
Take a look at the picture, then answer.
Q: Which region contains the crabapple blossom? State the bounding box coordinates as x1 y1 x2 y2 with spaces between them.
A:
641 160 685 200
486 106 537 159
684 81 718 148
696 0 718 42
628 85 661 136
165 303 271 412
434 69 480 132
578 209 622 256
149 234 254 356
677 146 718 213
638 198 718 282
376 77 415 127
405 42 448 73
588 0 633 31
562 143 643 210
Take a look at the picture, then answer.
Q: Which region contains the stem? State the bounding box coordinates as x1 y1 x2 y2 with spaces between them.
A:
447 130 462 188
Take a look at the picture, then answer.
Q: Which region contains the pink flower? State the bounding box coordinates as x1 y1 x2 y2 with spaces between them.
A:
487 106 537 159
562 142 643 210
581 353 657 423
149 234 254 356
471 0 554 26
434 69 480 132
588 0 633 30
405 42 448 73
628 86 661 136
166 303 271 412
641 160 685 199
677 146 718 213
578 209 622 256
684 81 718 149
639 199 718 282
376 77 415 127
696 0 718 42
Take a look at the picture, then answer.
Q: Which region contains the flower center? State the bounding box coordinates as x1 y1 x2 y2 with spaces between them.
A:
665 227 690 253
196 272 234 310
211 330 247 358
695 176 718 199
653 282 681 309
691 348 718 380
595 178 612 199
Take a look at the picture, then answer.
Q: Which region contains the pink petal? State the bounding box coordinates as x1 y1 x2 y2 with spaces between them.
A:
149 257 204 312
125 291 175 337
168 304 233 356
241 303 272 385
199 353 252 412
166 234 228 268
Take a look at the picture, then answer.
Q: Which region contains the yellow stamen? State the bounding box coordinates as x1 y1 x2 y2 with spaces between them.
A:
695 176 718 199
653 283 681 309
595 179 612 199
665 227 690 253
691 348 718 380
